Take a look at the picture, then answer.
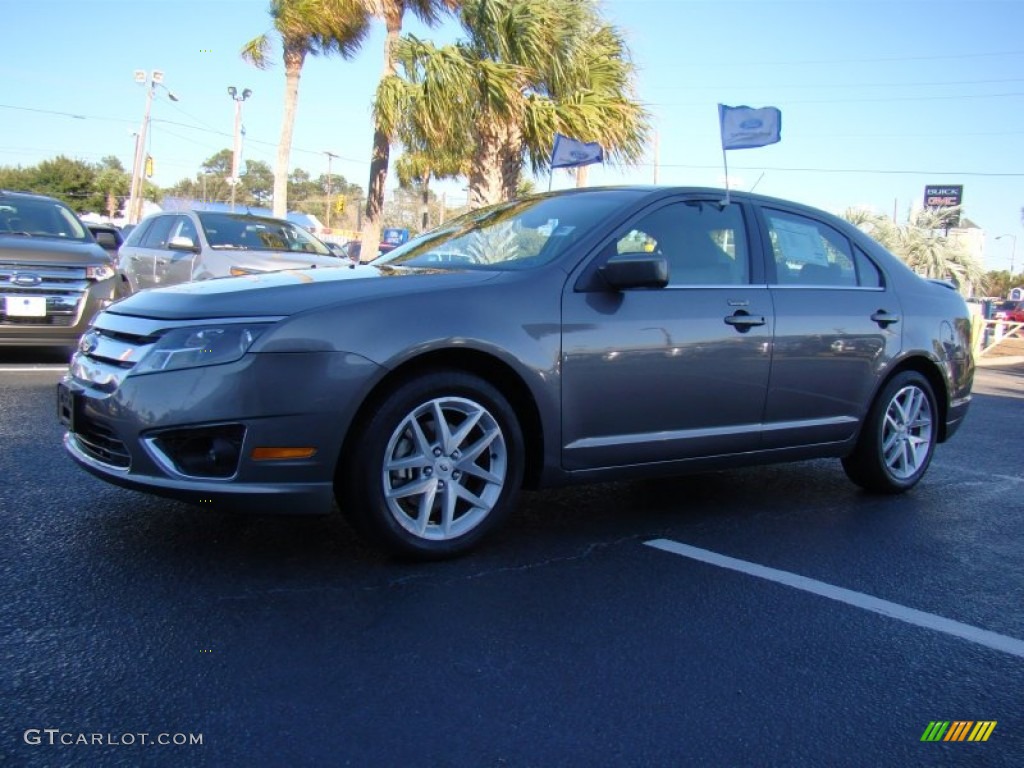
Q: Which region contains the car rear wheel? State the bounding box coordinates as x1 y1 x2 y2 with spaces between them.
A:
842 371 937 494
338 371 524 560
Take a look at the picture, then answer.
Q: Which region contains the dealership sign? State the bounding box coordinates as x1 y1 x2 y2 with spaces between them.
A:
924 185 963 227
924 185 963 207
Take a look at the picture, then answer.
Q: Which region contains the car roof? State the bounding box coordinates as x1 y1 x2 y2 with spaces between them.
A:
0 189 64 203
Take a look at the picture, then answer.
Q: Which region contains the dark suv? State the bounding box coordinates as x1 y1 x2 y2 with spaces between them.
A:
0 190 119 346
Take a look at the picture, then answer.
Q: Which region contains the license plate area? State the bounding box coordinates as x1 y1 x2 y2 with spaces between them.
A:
57 382 77 431
6 296 47 317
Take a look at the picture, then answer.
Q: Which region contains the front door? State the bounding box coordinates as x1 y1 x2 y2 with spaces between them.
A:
561 199 773 470
154 215 201 286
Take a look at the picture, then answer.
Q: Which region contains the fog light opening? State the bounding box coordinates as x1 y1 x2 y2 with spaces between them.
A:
151 424 245 479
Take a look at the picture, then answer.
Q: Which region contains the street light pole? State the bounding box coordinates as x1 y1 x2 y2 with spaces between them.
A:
996 234 1018 276
324 151 338 229
227 87 252 212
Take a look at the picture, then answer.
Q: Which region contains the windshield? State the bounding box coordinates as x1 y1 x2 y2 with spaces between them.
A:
196 212 332 255
375 191 640 270
0 197 89 240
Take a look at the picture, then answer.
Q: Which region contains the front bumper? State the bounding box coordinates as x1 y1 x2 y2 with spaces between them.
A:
60 349 382 514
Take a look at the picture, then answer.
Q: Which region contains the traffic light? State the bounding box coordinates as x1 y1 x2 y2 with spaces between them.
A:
145 155 154 178
334 197 345 214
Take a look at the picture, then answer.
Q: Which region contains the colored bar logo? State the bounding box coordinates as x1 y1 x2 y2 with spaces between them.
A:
921 721 997 742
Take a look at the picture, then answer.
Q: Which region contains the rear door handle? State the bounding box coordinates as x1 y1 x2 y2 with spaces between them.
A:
870 310 900 328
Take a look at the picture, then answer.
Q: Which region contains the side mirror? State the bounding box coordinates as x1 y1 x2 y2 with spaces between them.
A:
95 232 118 249
599 252 669 290
168 235 199 252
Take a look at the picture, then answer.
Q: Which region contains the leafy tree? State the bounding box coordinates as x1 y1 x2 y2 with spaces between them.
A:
0 166 33 193
243 0 370 217
31 156 101 212
240 159 274 205
167 151 285 207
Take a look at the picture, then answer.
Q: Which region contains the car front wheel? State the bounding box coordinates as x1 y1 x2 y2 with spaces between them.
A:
842 370 938 494
339 371 524 559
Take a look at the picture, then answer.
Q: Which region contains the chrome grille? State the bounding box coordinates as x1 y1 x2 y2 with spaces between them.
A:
0 262 88 324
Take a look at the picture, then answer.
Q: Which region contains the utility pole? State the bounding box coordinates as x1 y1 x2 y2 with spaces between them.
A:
324 151 338 229
127 70 176 225
227 87 252 212
996 234 1017 276
653 130 659 185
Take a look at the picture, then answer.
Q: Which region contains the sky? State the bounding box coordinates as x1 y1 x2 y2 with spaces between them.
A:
4 0 1024 270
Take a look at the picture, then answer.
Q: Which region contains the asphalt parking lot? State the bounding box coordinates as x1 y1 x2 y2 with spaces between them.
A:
2 350 1022 767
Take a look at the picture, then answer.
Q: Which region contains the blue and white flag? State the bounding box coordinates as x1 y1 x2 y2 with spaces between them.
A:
718 104 782 150
550 134 604 169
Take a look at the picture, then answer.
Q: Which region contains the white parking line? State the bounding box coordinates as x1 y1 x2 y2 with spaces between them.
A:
0 366 67 372
645 538 1024 659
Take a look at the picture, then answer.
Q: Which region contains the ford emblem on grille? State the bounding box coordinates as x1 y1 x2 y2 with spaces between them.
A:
79 330 101 355
12 272 42 286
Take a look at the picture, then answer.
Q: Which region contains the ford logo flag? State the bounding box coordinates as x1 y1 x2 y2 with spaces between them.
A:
550 134 604 170
719 105 782 150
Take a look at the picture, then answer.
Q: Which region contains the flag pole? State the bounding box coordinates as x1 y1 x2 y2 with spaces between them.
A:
722 147 731 205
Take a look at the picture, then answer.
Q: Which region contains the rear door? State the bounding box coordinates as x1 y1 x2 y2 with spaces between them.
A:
757 205 900 448
560 198 774 470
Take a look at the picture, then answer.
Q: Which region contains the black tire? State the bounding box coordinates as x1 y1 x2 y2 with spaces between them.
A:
337 370 524 560
842 370 938 494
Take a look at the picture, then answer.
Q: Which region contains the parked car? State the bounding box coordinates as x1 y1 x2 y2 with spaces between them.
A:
58 187 974 559
991 299 1024 322
117 210 347 294
1 190 119 347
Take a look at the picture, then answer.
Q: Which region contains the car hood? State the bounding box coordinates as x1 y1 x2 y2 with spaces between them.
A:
106 263 503 320
0 235 110 264
212 249 347 272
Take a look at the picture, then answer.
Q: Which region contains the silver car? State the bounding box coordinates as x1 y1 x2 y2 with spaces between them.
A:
59 188 974 559
117 210 346 293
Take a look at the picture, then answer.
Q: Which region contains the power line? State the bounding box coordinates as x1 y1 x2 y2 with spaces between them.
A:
648 91 1024 108
641 162 1024 177
662 49 1024 68
648 76 1024 92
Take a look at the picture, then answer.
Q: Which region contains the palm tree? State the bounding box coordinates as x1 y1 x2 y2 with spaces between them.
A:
359 0 461 258
844 206 985 294
243 0 370 218
381 0 648 209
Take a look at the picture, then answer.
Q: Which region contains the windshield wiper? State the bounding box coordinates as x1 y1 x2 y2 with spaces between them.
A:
2 231 34 237
210 244 250 250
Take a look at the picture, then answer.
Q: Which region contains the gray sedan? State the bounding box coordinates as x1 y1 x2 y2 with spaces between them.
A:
58 187 974 559
117 210 346 293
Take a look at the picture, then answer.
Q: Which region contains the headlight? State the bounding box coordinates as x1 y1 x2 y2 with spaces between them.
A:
132 324 271 375
86 264 116 281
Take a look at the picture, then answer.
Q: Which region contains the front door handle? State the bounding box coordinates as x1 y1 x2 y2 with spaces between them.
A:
870 310 900 328
724 312 766 332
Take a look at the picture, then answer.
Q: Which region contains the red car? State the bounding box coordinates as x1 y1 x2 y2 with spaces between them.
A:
992 300 1024 322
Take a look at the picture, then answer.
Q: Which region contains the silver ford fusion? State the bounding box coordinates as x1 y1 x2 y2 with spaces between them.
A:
58 187 974 559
